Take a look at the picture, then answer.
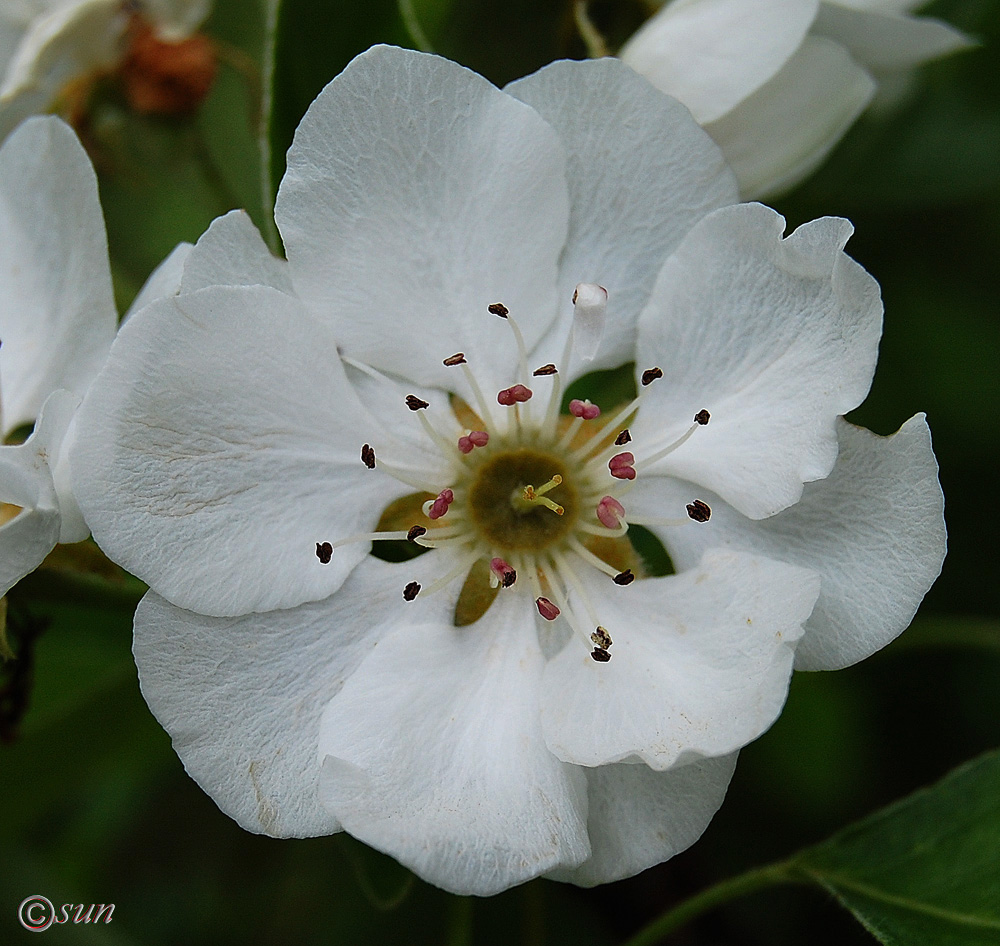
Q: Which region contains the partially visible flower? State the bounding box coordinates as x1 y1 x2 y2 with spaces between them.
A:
73 47 943 894
0 0 213 140
0 114 189 597
620 0 972 198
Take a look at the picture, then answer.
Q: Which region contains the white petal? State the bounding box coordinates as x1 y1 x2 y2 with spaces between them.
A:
634 203 882 519
0 388 79 595
706 35 875 199
633 416 946 671
179 209 293 295
549 754 738 887
124 241 193 318
0 0 125 102
72 285 411 617
133 553 459 838
275 45 569 393
620 0 819 124
505 57 737 375
0 116 115 435
318 590 591 896
541 550 819 769
814 3 972 73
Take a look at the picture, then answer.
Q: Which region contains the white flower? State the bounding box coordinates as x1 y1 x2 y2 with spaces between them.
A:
0 0 211 139
0 114 189 597
620 0 972 198
72 46 943 894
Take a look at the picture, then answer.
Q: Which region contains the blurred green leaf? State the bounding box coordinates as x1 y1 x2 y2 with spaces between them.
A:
792 747 1000 946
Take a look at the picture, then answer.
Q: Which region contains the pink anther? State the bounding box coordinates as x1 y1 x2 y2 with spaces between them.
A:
490 557 517 588
427 488 455 520
497 384 533 406
536 597 560 621
569 399 601 420
608 452 636 480
458 430 490 454
596 495 626 529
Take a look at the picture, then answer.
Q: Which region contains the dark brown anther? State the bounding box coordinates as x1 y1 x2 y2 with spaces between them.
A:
614 429 632 446
590 648 612 663
403 581 421 601
407 525 427 542
591 626 613 649
488 302 509 318
641 367 663 386
315 542 333 564
532 363 557 376
613 569 635 586
443 352 467 366
361 443 376 469
694 409 711 426
405 395 430 411
501 569 517 588
686 499 712 523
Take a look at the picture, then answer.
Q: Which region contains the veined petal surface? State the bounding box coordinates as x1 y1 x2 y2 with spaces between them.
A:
72 285 415 617
634 203 882 519
275 45 569 395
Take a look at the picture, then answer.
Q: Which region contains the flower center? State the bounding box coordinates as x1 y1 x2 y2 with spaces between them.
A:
320 285 714 662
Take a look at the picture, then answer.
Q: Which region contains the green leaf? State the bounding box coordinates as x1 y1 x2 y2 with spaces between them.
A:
792 748 1000 946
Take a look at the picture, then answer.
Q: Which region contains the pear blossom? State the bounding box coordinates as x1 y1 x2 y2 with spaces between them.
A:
0 114 189 597
0 0 213 140
73 47 942 894
620 0 972 197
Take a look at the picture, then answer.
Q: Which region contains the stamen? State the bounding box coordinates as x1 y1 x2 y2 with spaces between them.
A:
361 443 376 469
403 581 421 601
497 384 532 406
417 549 481 598
694 409 711 425
596 495 626 529
407 525 427 542
614 568 635 585
488 303 509 318
423 488 455 520
641 366 663 386
614 429 631 445
591 626 613 650
634 421 702 473
686 499 712 522
532 364 557 376
590 648 612 663
536 596 560 621
458 430 489 454
329 529 412 549
405 394 430 411
572 396 641 462
609 452 636 480
567 536 620 579
416 408 467 464
569 399 601 420
315 542 333 564
489 557 517 588
459 361 497 430
443 352 467 366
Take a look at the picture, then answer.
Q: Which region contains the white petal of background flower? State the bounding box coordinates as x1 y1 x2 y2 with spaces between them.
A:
547 753 739 887
0 115 116 436
631 415 946 670
540 550 819 769
705 35 875 199
619 0 819 124
134 552 457 839
275 45 569 395
633 203 883 519
318 588 591 897
73 284 419 617
0 388 79 596
815 1 972 73
506 57 738 376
